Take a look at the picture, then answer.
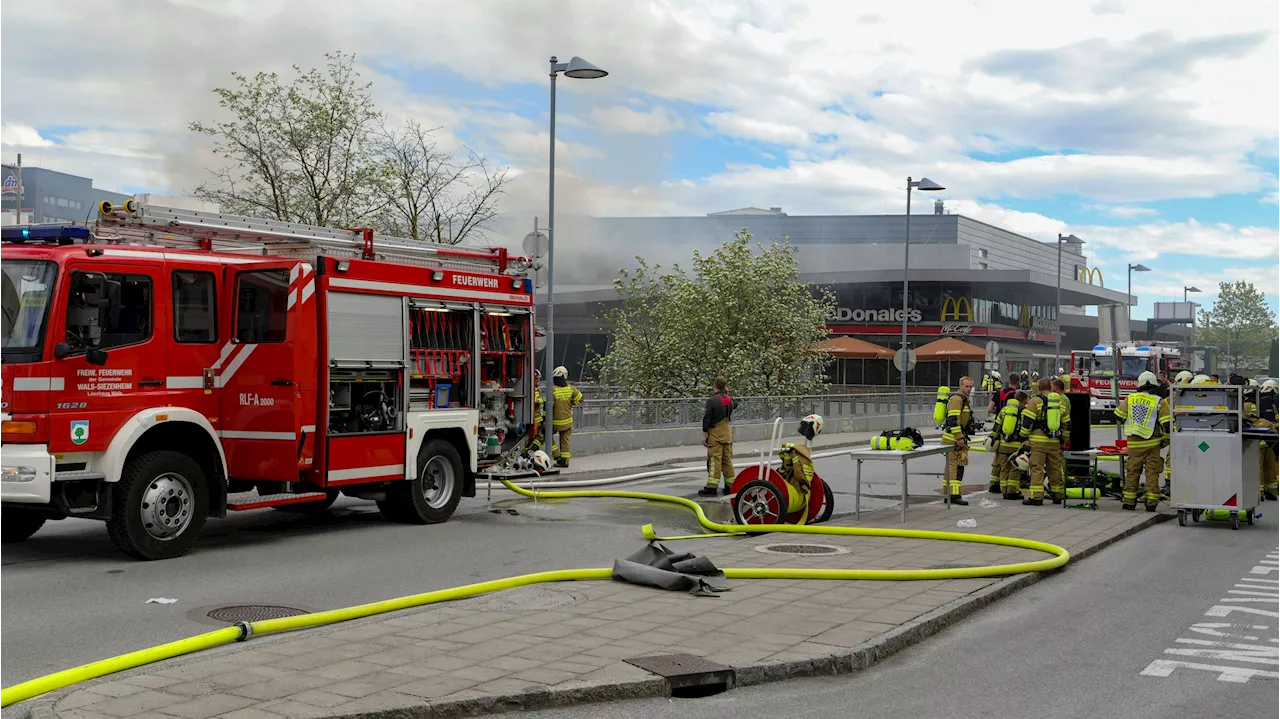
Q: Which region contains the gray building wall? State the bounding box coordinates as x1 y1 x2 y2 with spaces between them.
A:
0 167 130 224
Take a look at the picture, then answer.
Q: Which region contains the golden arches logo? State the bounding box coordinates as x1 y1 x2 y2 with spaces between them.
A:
1078 267 1104 286
940 296 973 322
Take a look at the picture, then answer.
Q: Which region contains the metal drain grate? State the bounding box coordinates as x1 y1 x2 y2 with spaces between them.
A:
625 653 735 695
753 542 850 557
206 605 309 623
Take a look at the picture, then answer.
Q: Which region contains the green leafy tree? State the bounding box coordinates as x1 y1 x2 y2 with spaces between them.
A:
593 230 834 397
190 52 506 243
1196 280 1278 376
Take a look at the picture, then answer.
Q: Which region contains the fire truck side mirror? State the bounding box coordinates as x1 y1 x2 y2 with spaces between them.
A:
86 348 109 367
54 342 72 360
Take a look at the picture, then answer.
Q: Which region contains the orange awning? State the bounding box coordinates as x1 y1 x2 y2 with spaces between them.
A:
811 336 895 360
912 337 987 361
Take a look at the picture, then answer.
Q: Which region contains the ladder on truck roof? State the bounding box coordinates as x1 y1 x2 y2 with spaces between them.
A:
91 203 529 276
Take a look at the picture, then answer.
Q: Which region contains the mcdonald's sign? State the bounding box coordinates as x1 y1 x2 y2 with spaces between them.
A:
1078 266 1104 286
940 296 973 322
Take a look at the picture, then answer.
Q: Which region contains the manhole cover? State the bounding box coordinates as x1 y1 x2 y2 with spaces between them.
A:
206 605 309 623
753 542 850 556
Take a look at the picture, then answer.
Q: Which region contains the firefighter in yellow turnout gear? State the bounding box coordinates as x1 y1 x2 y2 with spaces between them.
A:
1260 379 1279 500
995 391 1029 500
699 377 739 497
529 370 548 454
550 366 583 468
1020 377 1067 505
1114 371 1171 511
941 376 975 506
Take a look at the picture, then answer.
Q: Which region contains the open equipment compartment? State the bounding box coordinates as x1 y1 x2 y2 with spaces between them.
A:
408 300 475 411
477 306 533 461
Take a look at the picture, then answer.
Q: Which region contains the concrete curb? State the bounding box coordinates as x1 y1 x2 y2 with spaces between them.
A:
17 509 1165 719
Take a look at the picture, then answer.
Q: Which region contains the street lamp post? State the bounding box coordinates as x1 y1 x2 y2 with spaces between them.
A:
545 55 607 455
899 176 945 430
1184 285 1201 365
1126 263 1151 340
1053 233 1082 374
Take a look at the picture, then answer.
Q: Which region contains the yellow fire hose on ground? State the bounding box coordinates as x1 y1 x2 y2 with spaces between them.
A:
1 478 1070 708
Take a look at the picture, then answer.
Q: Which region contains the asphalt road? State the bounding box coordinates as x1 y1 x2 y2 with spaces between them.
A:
1 451 951 684
513 511 1279 719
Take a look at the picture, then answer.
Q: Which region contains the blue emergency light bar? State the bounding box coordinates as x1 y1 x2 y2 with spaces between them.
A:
1093 345 1107 351
1 224 92 244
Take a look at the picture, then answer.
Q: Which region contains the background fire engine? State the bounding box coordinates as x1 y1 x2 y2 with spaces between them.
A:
1070 341 1184 424
1 203 538 559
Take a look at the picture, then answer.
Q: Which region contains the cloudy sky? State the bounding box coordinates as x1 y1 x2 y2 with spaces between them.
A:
2 0 1277 319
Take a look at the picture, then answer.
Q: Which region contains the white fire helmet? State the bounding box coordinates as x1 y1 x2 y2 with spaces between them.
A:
1137 371 1158 388
991 370 1002 379
800 414 824 439
552 366 569 379
1012 448 1031 472
1175 370 1193 384
530 450 553 472
1191 374 1211 385
1263 379 1278 393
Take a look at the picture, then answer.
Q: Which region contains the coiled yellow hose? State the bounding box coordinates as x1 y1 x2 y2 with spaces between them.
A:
1 478 1068 708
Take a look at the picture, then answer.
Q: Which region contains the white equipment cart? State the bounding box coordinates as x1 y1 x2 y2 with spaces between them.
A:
1170 385 1261 530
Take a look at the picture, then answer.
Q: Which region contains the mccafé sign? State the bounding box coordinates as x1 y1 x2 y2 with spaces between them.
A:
829 307 923 323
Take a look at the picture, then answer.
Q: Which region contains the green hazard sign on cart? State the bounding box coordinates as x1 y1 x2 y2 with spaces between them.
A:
1197 441 1210 452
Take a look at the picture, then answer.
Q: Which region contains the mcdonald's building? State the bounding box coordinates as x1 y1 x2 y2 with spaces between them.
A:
533 206 1191 383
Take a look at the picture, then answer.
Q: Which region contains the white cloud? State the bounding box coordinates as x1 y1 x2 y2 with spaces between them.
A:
0 0 1275 257
1082 203 1159 218
0 124 56 148
1078 219 1280 261
589 105 684 135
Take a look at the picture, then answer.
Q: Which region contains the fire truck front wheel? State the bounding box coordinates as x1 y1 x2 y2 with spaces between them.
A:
381 439 463 524
107 451 209 560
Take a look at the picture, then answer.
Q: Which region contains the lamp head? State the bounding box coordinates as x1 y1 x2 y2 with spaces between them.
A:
564 56 607 79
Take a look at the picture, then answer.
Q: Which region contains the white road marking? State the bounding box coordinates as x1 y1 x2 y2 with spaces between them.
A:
1140 547 1280 683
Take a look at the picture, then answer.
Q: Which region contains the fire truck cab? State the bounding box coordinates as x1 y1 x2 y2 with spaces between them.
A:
1 207 538 559
1070 342 1183 425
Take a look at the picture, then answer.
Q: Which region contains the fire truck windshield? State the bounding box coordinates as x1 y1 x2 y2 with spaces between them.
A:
2 260 56 362
1090 355 1148 379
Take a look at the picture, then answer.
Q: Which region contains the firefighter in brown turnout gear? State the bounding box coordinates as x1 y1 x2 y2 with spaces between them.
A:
1020 377 1068 505
941 376 976 506
699 376 739 497
1114 371 1171 511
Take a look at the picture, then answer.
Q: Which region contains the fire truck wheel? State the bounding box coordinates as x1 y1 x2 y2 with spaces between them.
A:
107 451 209 560
387 439 463 524
1 508 47 543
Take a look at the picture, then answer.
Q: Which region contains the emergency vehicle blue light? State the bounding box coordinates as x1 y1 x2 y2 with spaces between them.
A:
1137 346 1151 352
1093 345 1107 351
2 224 92 243
524 278 533 294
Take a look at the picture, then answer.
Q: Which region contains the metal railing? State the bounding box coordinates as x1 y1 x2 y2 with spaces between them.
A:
573 392 997 431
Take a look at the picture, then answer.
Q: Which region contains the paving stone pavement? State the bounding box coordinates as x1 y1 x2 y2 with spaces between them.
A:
23 499 1168 719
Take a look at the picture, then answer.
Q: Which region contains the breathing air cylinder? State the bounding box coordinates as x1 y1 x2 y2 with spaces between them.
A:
870 436 891 450
934 386 951 426
1001 398 1020 440
1046 392 1062 434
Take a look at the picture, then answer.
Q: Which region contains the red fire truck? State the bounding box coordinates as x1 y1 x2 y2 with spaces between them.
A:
1 203 538 559
1069 342 1184 424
